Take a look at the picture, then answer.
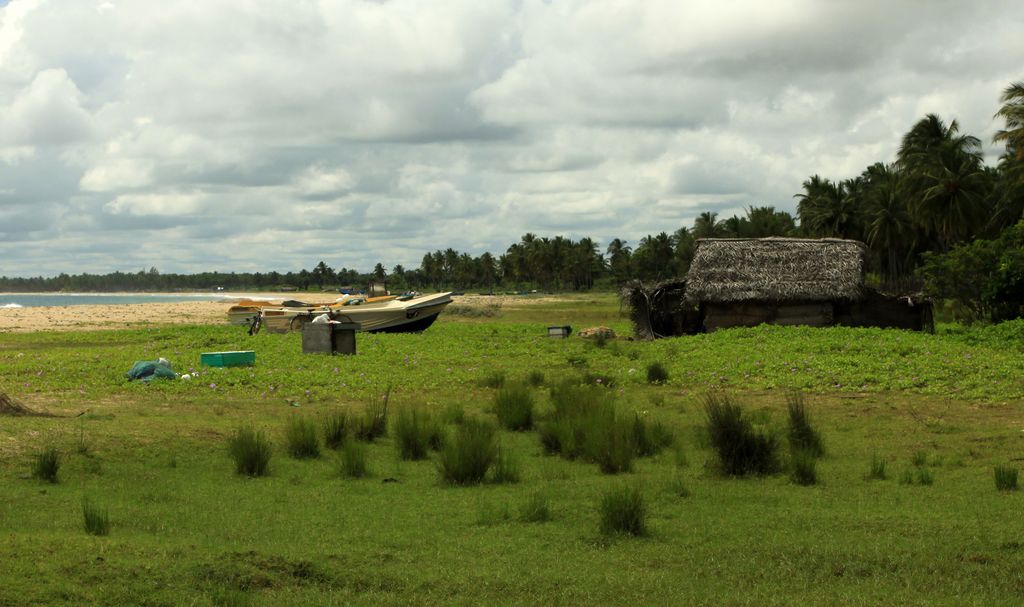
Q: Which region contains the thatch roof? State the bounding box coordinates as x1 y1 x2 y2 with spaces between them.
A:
684 238 867 304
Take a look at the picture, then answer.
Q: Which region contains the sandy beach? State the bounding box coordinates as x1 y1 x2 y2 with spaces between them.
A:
0 293 563 333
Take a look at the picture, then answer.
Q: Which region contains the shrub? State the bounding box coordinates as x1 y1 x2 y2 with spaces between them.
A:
82 498 110 536
494 384 534 431
32 446 60 484
786 392 823 457
228 427 272 477
285 416 321 459
646 362 669 384
339 440 369 478
633 414 674 457
526 370 545 387
519 491 552 523
599 484 646 537
322 410 348 450
704 393 780 476
438 419 497 485
791 450 818 486
393 406 435 461
491 444 520 484
867 453 887 480
995 465 1019 491
353 391 390 441
479 370 507 389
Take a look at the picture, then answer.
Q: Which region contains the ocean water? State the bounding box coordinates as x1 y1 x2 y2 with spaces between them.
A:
0 293 229 308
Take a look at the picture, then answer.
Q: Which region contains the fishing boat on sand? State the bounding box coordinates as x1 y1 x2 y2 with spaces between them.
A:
234 292 453 334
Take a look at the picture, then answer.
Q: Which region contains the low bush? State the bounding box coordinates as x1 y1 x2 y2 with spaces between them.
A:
285 416 321 459
82 498 110 536
322 410 348 450
494 384 534 431
32 446 60 484
704 393 780 476
228 427 272 477
393 406 436 461
646 362 669 384
519 491 552 523
599 484 647 537
438 419 497 485
786 392 824 457
790 450 818 486
339 440 369 478
995 465 1019 491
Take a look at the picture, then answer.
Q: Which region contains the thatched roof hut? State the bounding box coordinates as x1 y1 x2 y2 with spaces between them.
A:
685 238 868 305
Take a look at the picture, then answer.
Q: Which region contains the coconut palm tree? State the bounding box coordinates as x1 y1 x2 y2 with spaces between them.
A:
692 211 722 238
994 81 1024 161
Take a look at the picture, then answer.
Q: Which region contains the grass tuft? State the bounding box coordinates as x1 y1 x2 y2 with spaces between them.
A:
786 392 824 457
599 484 647 537
646 362 669 384
438 419 496 486
526 370 545 387
479 370 506 389
338 440 369 478
322 410 348 450
494 383 534 431
867 453 887 480
228 427 272 477
284 416 321 459
790 449 818 486
633 414 674 457
704 393 779 477
32 446 60 484
519 491 552 523
82 498 110 536
353 390 390 441
994 465 1019 491
491 444 521 484
912 450 928 467
393 406 437 461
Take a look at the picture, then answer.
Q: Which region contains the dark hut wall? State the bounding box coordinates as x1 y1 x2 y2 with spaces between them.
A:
703 302 834 332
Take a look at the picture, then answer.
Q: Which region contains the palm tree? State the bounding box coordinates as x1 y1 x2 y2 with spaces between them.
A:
992 81 1024 228
692 212 722 238
994 81 1024 161
860 164 914 280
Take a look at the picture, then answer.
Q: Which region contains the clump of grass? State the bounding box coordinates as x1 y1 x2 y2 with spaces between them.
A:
393 406 437 461
440 402 465 425
353 391 390 441
599 484 646 537
704 393 779 477
665 474 691 498
588 409 635 474
911 450 928 467
526 370 545 387
32 446 60 484
581 372 614 387
476 501 512 526
82 498 110 536
786 392 823 457
646 362 669 384
285 416 321 459
899 466 934 486
438 419 497 485
519 491 552 523
867 453 887 480
494 383 534 431
995 465 1019 491
228 427 272 477
322 410 348 450
491 444 520 484
338 440 369 478
898 468 915 485
917 467 934 486
790 450 818 486
479 370 506 389
633 414 674 457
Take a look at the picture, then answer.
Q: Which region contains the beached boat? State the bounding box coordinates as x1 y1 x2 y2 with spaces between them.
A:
226 295 396 326
250 292 453 334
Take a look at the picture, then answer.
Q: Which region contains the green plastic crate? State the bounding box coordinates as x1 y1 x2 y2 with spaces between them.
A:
200 350 256 367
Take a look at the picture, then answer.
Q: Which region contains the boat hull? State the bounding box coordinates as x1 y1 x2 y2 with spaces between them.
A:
256 292 452 334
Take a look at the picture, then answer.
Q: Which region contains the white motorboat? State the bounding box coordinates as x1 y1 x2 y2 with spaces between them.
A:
252 292 453 334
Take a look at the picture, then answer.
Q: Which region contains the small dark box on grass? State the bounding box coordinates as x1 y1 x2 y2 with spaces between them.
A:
303 322 361 355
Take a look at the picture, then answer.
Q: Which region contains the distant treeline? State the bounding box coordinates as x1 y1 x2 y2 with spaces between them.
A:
2 83 1022 320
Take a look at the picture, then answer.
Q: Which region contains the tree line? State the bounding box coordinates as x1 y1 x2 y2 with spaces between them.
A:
2 83 1021 319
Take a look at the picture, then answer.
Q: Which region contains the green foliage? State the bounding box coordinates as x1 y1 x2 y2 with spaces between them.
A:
491 444 520 484
437 419 497 485
526 370 545 387
599 484 647 537
32 446 60 484
82 498 110 536
790 450 819 486
539 381 637 473
704 393 780 477
284 416 321 460
519 491 552 523
321 410 348 450
646 361 669 384
633 413 674 457
867 454 887 480
786 392 824 458
228 427 272 477
392 406 437 461
494 383 534 431
994 465 1019 491
338 441 369 479
911 451 928 467
353 391 390 442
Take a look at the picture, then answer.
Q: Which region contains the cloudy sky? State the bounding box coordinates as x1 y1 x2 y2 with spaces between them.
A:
0 0 1021 277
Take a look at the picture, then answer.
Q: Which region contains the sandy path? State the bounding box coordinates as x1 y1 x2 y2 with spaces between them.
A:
0 293 566 333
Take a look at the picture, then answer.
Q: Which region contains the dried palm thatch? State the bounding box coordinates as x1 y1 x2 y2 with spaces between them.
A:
685 238 868 304
621 280 697 339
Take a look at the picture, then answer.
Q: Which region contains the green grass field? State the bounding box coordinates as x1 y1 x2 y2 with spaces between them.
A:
2 294 1023 605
